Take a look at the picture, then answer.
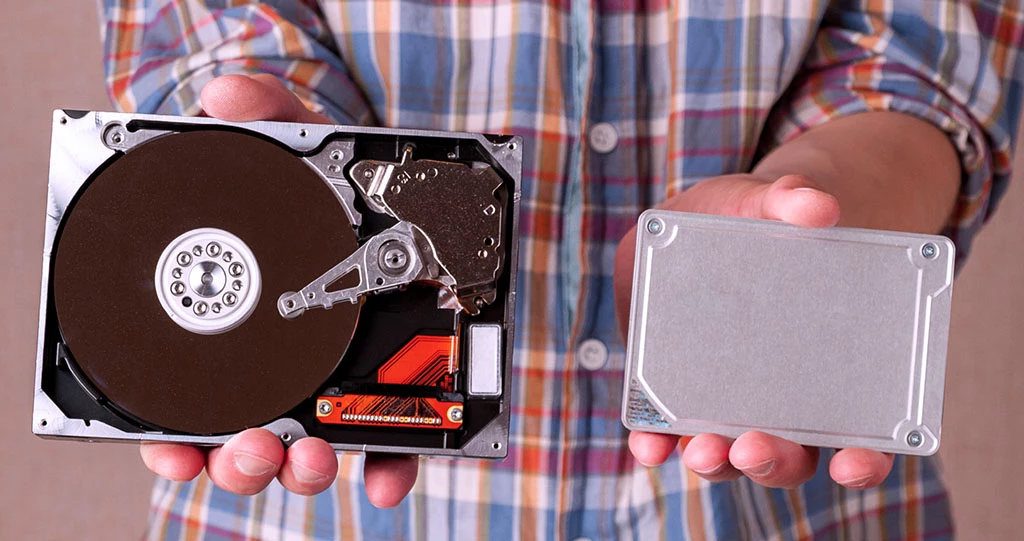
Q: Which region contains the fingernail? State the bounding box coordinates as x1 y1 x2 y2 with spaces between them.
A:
738 459 775 476
292 462 330 485
233 452 276 476
844 475 874 489
792 187 819 193
691 463 728 476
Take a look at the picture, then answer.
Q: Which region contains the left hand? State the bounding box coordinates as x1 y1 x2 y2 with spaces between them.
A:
613 173 895 490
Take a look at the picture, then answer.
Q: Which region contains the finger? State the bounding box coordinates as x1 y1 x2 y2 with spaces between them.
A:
199 74 330 124
140 443 206 482
681 433 743 482
613 227 640 339
206 428 285 496
755 174 841 228
277 437 339 496
728 431 819 489
363 454 419 508
829 448 895 490
628 431 681 467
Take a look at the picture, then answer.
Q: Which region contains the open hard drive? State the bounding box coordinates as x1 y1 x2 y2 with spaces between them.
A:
33 110 520 458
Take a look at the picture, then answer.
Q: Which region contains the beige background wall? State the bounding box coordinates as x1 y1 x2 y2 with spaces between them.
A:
1 3 1021 539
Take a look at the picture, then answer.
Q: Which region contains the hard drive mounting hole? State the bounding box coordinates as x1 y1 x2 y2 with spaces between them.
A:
492 442 502 450
281 433 292 442
39 419 47 427
376 277 385 286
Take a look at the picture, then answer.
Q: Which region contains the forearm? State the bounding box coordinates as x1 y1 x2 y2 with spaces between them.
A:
751 111 961 234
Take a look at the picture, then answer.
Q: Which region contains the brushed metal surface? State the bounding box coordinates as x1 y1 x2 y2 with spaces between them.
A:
622 210 954 455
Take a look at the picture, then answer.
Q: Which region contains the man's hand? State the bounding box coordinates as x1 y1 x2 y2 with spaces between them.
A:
613 173 897 490
139 74 418 506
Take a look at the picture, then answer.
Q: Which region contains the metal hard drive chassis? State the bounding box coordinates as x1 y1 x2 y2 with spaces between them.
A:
621 210 954 456
34 110 521 458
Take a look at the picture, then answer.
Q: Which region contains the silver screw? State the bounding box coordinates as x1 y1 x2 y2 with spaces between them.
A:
171 268 182 279
447 152 457 159
223 292 237 306
232 279 242 291
907 431 923 447
647 219 663 235
477 249 488 259
170 281 185 295
363 168 374 179
229 262 244 277
921 243 937 259
328 164 341 173
211 302 222 314
330 150 343 161
206 242 221 257
222 251 233 262
318 401 333 415
193 301 208 316
380 244 410 273
177 252 192 266
384 249 407 268
449 408 463 422
104 125 125 146
192 245 203 256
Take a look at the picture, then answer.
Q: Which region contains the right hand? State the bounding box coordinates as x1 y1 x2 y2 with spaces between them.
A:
139 74 419 506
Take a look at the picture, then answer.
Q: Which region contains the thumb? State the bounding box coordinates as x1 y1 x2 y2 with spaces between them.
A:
199 74 332 124
661 174 840 228
750 174 840 228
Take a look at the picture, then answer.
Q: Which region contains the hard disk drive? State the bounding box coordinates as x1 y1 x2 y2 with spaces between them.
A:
34 110 520 458
622 210 954 456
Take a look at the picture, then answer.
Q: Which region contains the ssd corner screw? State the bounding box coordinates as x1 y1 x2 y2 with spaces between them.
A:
907 431 923 447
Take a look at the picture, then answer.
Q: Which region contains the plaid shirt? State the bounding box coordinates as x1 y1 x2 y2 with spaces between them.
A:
102 0 1023 539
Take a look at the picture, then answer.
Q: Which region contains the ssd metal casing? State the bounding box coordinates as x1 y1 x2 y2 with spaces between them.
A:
621 210 953 455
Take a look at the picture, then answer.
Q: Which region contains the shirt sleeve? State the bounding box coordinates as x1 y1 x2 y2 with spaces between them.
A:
761 0 1024 266
100 0 374 125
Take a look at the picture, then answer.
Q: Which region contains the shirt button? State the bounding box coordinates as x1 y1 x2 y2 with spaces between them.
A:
588 122 618 154
577 339 608 371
